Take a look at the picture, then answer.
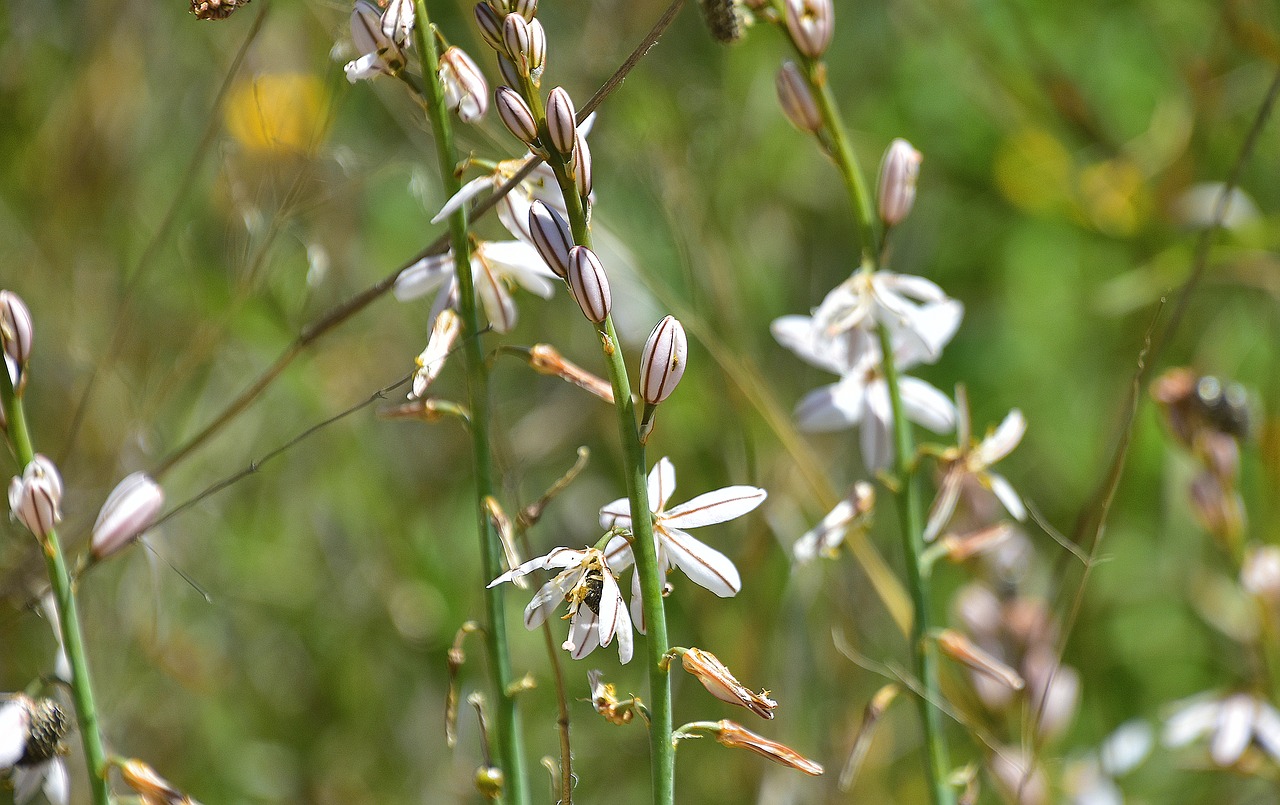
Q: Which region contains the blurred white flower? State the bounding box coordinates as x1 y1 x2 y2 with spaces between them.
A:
810 269 960 362
488 546 633 663
343 1 408 83
393 241 559 334
793 481 874 562
0 695 69 805
600 457 766 628
924 391 1026 542
1164 692 1280 766
408 310 460 400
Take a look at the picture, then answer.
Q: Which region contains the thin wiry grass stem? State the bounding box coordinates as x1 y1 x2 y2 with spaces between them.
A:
412 4 530 803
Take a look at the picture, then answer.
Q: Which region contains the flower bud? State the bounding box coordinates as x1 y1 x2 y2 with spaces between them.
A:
496 54 523 91
680 647 778 719
8 454 63 540
528 201 573 279
546 87 577 155
512 0 537 20
502 13 532 70
568 246 611 323
527 18 547 79
712 720 824 776
0 290 33 382
474 3 504 50
91 472 165 560
783 0 833 59
381 0 415 46
440 47 489 123
776 61 821 133
572 128 593 198
639 315 687 404
495 86 539 145
120 759 198 804
877 138 922 227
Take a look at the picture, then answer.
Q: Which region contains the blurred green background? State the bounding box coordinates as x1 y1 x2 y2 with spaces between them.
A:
2 0 1280 802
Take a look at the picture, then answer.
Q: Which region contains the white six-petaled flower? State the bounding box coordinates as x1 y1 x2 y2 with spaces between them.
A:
344 1 409 83
0 695 69 805
600 458 767 629
793 481 874 562
488 546 633 664
1163 692 1280 767
809 268 960 363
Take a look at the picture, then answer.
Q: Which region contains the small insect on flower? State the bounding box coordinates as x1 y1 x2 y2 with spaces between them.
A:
191 0 251 20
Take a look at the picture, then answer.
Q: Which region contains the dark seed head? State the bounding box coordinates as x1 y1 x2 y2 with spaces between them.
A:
19 698 68 766
698 0 745 43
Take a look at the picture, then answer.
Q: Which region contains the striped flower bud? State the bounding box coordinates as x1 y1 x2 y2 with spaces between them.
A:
572 128 593 197
776 61 821 133
495 86 539 145
381 0 415 46
474 3 504 50
639 315 687 404
91 472 165 560
440 47 488 123
8 454 63 540
527 18 547 78
877 138 922 227
783 0 833 60
0 290 33 381
496 54 523 91
502 13 532 71
512 0 537 20
546 87 577 155
568 246 611 323
528 201 573 279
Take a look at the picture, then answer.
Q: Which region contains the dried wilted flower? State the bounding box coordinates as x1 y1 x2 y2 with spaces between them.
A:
568 246 612 323
91 472 165 560
528 201 573 279
1151 368 1251 448
698 0 746 43
1242 544 1280 603
527 344 614 402
191 0 250 20
783 0 833 59
793 481 874 562
8 455 63 540
639 316 688 405
119 758 200 804
440 47 488 124
711 720 824 775
679 647 777 718
939 522 1016 562
838 684 898 791
776 61 822 134
587 669 641 726
0 695 69 805
409 310 462 400
495 87 539 145
474 766 503 800
877 138 923 227
937 629 1025 692
0 290 33 386
546 87 578 156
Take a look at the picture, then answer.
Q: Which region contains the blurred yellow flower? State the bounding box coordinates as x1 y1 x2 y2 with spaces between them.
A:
223 73 329 156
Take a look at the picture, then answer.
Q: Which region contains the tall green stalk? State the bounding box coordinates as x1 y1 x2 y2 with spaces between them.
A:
411 8 529 803
801 54 955 805
1 370 112 805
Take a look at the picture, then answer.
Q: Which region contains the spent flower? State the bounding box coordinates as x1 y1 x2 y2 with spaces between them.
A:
344 0 408 82
439 47 488 123
678 647 777 719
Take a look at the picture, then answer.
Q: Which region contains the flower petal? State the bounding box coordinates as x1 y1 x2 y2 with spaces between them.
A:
596 571 621 646
394 253 453 302
771 315 845 375
42 760 68 805
663 486 767 529
473 251 517 333
1211 694 1253 766
649 457 677 513
629 568 646 635
795 377 866 432
432 175 491 224
480 240 559 298
923 469 962 542
662 528 740 596
900 376 956 432
988 473 1026 522
895 299 963 368
976 409 1026 467
0 700 26 768
599 498 632 531
793 499 853 562
489 547 586 588
566 608 600 660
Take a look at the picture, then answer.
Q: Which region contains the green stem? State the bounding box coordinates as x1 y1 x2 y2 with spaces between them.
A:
411 9 529 804
877 325 953 805
1 372 112 805
550 147 675 805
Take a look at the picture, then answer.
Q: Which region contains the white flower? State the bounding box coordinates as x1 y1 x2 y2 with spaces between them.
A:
793 481 874 562
488 546 633 664
923 391 1027 542
0 695 69 805
439 46 488 124
772 302 960 470
810 268 960 362
344 1 409 83
600 458 767 627
408 310 461 399
393 241 559 334
1163 692 1280 766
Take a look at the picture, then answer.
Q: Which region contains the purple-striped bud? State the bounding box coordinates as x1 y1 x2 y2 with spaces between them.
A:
776 61 821 133
474 3 504 51
512 0 537 21
572 128 592 198
877 138 922 227
545 87 577 155
527 18 547 78
496 54 522 92
440 47 489 123
639 315 687 404
381 0 415 46
91 472 165 560
528 201 573 279
568 246 611 323
0 291 33 381
502 13 532 71
783 0 833 59
495 86 539 145
8 455 62 540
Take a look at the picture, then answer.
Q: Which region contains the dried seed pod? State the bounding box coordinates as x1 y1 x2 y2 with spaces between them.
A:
639 315 688 404
546 87 577 155
495 87 539 145
568 246 611 323
120 759 199 804
572 128 593 198
191 0 250 20
776 61 821 133
783 0 833 59
680 647 778 718
698 0 745 43
528 201 573 279
937 629 1025 691
877 138 922 227
713 721 824 776
474 3 505 50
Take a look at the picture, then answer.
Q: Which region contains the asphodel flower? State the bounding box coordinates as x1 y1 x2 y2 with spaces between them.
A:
678 648 777 719
0 694 70 805
343 0 408 82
